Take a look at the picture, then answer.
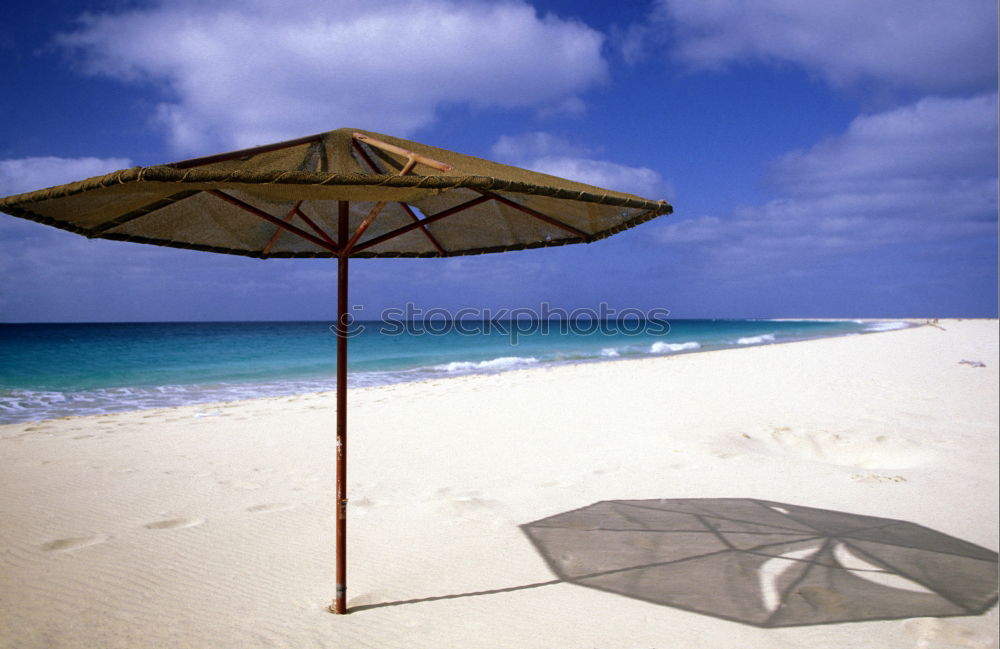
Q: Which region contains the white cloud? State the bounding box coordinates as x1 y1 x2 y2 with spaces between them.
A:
656 93 998 262
0 156 132 196
491 132 670 199
649 0 997 93
56 0 607 155
771 94 999 197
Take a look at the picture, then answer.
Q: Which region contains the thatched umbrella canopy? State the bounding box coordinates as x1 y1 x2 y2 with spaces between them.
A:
0 128 670 258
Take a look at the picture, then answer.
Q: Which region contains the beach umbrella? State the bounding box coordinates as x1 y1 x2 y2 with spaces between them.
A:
521 498 999 626
0 128 673 613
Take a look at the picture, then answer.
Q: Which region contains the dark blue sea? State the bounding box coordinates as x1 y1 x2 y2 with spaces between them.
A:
0 319 909 423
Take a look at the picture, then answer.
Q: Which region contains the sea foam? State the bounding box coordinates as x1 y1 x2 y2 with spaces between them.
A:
737 334 776 345
432 356 539 372
863 321 910 332
649 341 701 353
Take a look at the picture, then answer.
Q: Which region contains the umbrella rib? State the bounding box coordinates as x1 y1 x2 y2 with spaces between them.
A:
351 138 391 174
166 133 325 169
293 205 339 249
749 499 905 537
472 189 590 241
85 191 201 237
588 528 818 537
837 539 979 612
609 501 658 530
526 528 829 582
619 501 820 535
696 514 736 550
262 200 304 255
738 534 828 554
746 500 829 534
578 534 824 579
556 545 755 583
97 233 269 257
836 521 999 561
398 236 581 257
351 195 491 254
206 190 340 255
351 139 447 254
566 549 737 579
398 203 447 255
343 201 388 254
558 534 823 589
260 201 339 254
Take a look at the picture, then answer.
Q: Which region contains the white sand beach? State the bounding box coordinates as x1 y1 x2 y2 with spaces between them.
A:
1 319 997 649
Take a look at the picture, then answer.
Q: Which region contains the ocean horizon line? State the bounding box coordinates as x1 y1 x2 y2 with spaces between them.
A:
1 316 944 325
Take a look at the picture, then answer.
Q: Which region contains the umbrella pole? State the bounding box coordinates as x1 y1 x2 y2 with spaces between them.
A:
332 201 349 614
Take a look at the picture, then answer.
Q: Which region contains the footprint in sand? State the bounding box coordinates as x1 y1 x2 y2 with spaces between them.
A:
41 535 108 552
851 473 907 483
144 517 204 530
216 480 262 490
733 426 929 470
246 503 296 513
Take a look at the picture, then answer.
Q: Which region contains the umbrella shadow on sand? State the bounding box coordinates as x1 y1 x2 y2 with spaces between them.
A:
356 498 998 628
520 498 999 627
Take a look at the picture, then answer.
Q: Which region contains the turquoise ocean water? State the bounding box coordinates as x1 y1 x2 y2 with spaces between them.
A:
0 319 909 423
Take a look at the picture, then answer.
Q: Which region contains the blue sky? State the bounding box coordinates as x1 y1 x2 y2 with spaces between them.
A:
1 0 996 321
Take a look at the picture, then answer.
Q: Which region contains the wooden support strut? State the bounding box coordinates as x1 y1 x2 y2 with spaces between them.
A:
262 200 304 255
293 206 339 249
343 201 387 254
473 189 591 241
350 139 446 255
352 132 453 172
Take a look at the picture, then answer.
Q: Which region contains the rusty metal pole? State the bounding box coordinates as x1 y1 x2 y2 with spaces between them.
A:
331 200 349 614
